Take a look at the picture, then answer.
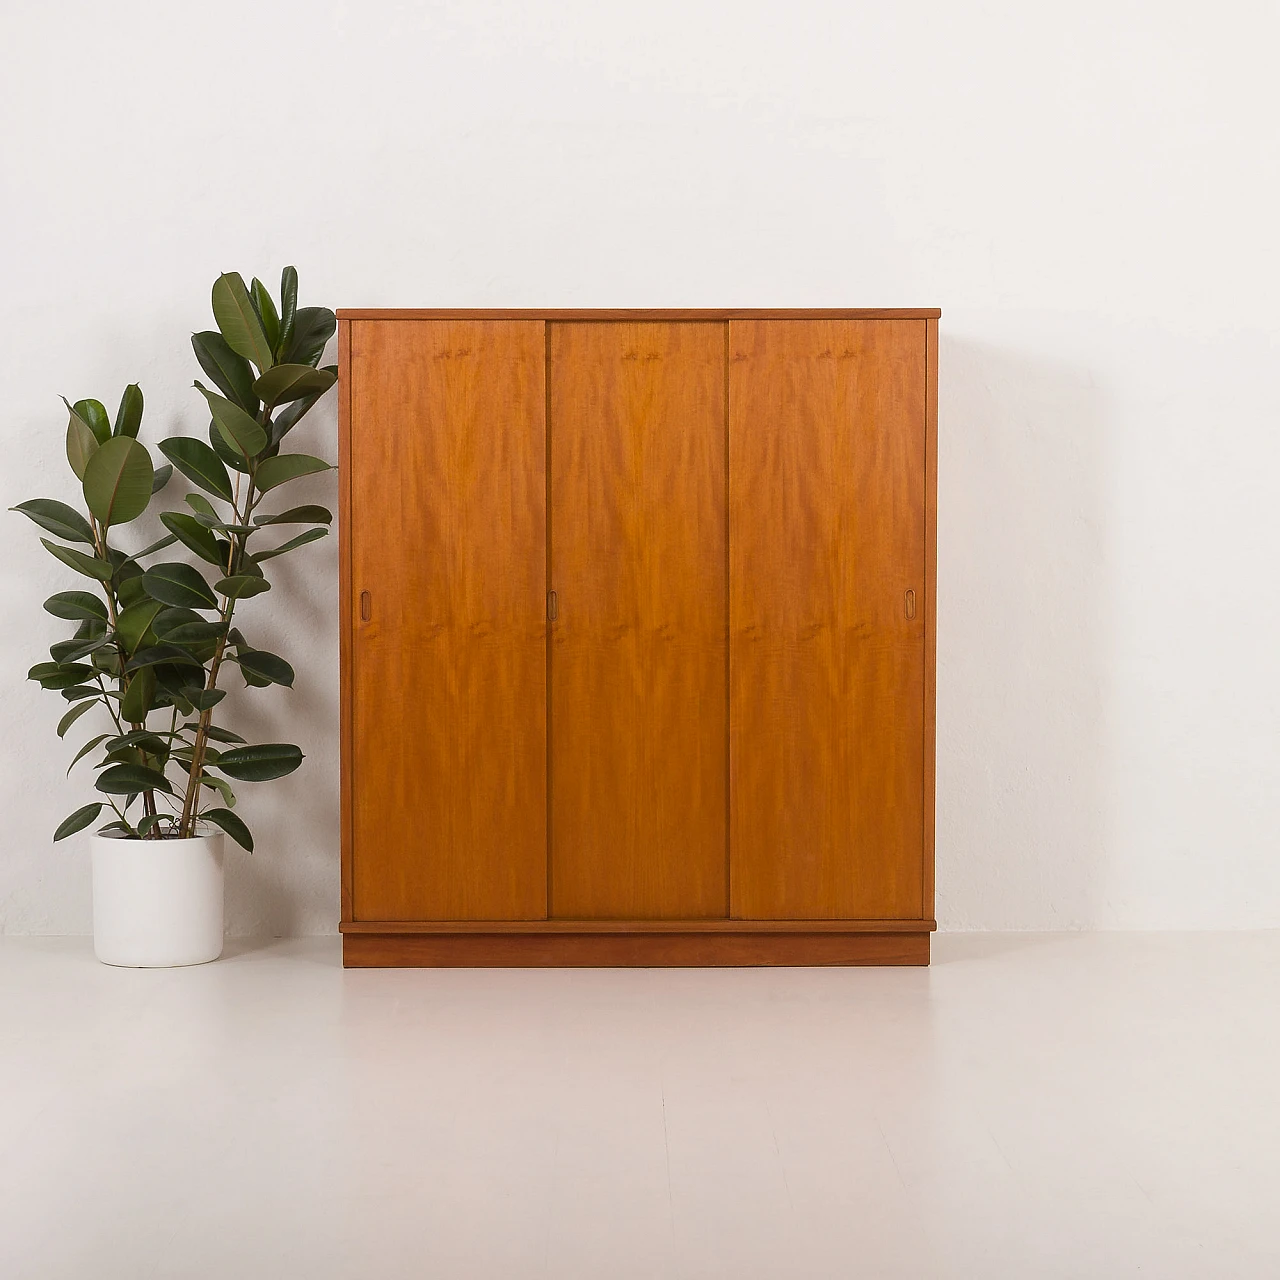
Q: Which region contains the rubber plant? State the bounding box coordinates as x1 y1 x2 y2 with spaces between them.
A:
15 268 337 853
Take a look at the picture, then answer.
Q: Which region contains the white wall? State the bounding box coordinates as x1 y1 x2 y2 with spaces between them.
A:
1 0 1276 934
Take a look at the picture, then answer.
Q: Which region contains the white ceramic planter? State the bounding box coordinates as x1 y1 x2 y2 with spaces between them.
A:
91 830 225 967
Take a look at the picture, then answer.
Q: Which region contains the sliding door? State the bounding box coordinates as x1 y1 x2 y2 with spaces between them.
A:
549 322 727 918
729 320 927 919
349 320 547 920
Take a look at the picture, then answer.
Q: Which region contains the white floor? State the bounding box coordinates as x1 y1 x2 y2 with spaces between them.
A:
1 933 1277 1279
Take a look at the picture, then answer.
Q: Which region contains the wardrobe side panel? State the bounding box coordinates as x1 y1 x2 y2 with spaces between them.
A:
349 319 547 921
729 320 926 919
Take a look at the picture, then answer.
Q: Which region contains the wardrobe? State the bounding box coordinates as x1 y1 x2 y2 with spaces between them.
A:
336 309 938 966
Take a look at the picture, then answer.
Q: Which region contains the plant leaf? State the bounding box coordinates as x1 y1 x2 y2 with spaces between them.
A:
127 644 204 671
211 271 275 372
185 493 219 520
250 278 281 352
96 762 173 795
212 743 303 781
44 590 108 622
141 562 218 610
254 527 328 562
192 329 259 414
215 574 270 600
269 385 327 445
151 463 173 494
74 399 112 444
12 498 96 544
50 635 107 663
201 806 253 851
57 698 98 738
236 649 294 687
119 665 157 722
64 400 101 479
183 722 246 744
199 774 237 808
113 384 144 438
158 436 234 502
283 307 336 367
54 802 104 841
115 599 164 653
253 505 332 526
277 266 298 360
188 688 225 711
208 419 250 474
253 364 335 410
41 538 113 580
159 511 223 565
254 453 331 493
29 660 94 688
195 382 268 461
68 734 110 774
82 436 154 527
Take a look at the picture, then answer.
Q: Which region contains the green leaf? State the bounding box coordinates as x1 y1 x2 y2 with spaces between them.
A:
199 774 238 808
44 591 108 622
201 806 253 851
283 307 336 367
155 619 225 646
119 665 157 722
254 505 332 526
158 436 234 502
151 464 173 494
127 644 204 671
74 399 112 444
185 493 218 520
253 364 335 410
54 802 104 842
82 436 154 527
12 498 96 544
209 419 250 474
50 635 107 663
41 538 113 580
61 684 105 702
68 734 110 774
192 330 259 413
96 762 173 795
250 277 281 352
64 400 100 479
159 511 223 565
113 384 144 438
277 266 298 361
254 527 327 561
57 698 98 738
215 574 270 600
183 722 245 744
195 381 268 461
136 814 168 838
236 649 294 687
213 743 303 781
254 453 331 493
115 599 164 653
116 572 148 608
29 660 93 687
269 385 326 445
105 730 170 754
141 562 218 609
211 271 275 372
116 533 179 568
188 688 226 711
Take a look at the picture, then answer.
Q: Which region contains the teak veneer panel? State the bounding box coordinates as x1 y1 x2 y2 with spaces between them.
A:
348 319 547 920
549 322 727 918
729 319 927 920
343 930 930 967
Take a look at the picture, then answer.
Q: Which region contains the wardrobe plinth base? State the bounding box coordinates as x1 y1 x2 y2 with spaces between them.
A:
340 923 932 968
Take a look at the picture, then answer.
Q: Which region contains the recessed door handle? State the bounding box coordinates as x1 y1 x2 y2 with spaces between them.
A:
904 589 916 621
547 590 558 622
360 590 371 622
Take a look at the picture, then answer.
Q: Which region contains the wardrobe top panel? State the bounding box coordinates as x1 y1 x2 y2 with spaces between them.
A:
336 307 941 321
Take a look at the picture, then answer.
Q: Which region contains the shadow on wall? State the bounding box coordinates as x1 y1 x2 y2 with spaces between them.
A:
936 336 1108 930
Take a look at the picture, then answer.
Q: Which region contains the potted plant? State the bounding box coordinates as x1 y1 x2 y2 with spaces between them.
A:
14 267 337 967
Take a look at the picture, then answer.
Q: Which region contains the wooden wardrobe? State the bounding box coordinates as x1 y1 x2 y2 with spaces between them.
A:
336 309 939 966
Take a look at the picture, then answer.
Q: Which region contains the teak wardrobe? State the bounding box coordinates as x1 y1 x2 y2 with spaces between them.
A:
336 309 939 967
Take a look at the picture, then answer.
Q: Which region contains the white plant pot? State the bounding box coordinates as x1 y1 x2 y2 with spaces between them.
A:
91 830 225 967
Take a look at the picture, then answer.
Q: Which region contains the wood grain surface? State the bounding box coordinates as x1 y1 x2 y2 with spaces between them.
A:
729 319 927 919
343 930 930 967
549 322 728 918
349 319 547 920
337 308 941 321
